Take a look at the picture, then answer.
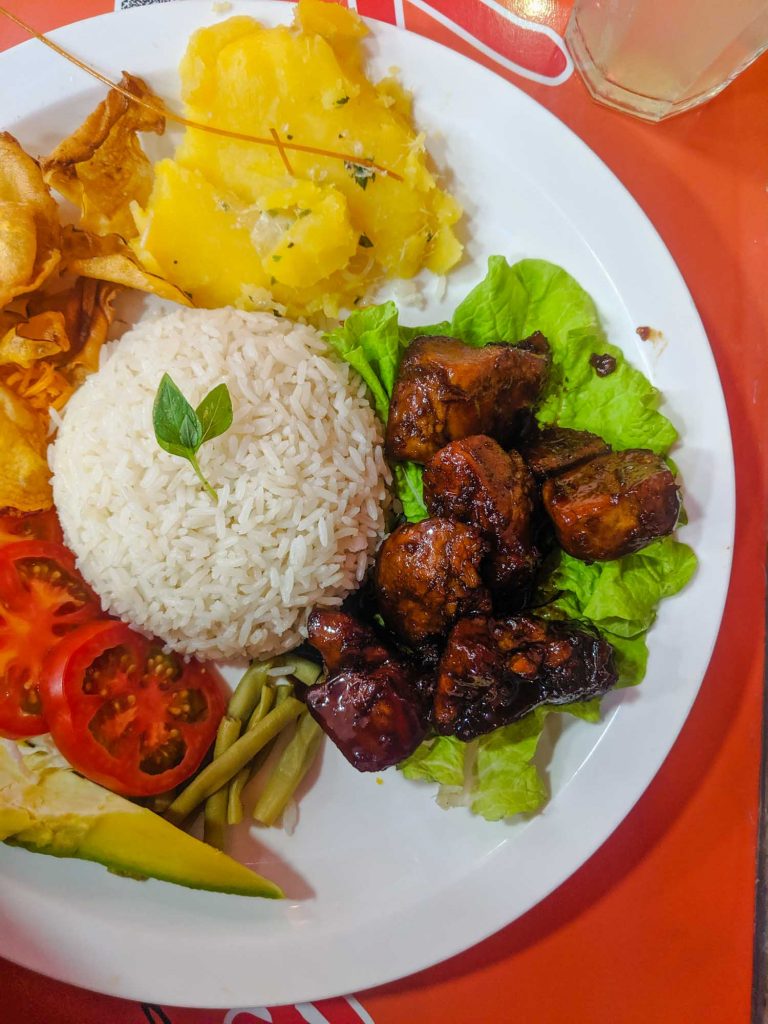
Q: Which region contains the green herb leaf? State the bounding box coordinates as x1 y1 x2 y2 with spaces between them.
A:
344 160 376 189
153 373 202 457
153 374 233 504
196 382 234 445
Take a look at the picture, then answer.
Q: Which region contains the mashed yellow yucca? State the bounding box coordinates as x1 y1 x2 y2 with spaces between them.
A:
133 0 463 318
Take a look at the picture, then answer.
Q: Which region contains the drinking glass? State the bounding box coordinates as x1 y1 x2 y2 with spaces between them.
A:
565 0 768 122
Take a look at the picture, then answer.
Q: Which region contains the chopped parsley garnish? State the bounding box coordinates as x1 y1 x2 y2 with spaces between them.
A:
344 161 376 190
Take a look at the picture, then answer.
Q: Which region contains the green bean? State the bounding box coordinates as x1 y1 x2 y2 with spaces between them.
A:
210 661 274 835
203 715 241 848
244 683 296 782
227 660 274 721
274 682 294 706
273 654 323 686
145 788 177 814
289 658 323 686
249 683 277 728
165 697 304 826
226 685 276 826
252 710 323 827
265 674 292 694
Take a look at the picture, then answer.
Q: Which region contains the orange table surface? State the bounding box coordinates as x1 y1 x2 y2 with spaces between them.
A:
0 3 766 1023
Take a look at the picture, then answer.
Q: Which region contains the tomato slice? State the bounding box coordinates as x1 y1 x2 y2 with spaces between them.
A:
0 540 102 738
40 620 226 796
0 509 64 548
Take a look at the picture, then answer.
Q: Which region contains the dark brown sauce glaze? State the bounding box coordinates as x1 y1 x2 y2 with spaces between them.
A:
589 352 617 377
636 325 662 342
434 614 618 741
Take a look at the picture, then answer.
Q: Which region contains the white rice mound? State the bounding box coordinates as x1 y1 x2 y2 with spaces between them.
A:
50 307 390 660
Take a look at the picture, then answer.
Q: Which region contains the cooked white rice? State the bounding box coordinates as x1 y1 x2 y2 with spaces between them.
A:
50 307 390 660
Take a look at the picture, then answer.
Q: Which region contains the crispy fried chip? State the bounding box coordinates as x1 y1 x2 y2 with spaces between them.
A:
42 73 165 239
0 311 70 368
0 134 61 307
61 225 191 304
0 383 52 511
0 361 74 416
38 277 120 378
0 278 120 417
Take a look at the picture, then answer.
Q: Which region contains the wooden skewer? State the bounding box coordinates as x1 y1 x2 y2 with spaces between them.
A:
0 4 403 181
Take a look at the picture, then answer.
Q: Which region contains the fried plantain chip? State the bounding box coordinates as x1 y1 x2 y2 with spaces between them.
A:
42 73 165 239
0 361 74 416
0 311 70 368
38 277 120 378
61 225 191 304
0 383 52 511
0 277 120 418
0 134 61 307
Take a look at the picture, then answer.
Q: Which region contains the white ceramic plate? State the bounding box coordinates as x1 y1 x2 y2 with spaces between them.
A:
0 1 734 1008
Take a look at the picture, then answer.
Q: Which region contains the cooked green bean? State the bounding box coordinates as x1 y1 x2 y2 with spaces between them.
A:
226 685 276 826
274 682 294 706
250 683 277 728
203 715 241 848
263 675 291 697
273 654 323 686
227 660 274 721
252 710 323 826
242 682 296 782
289 658 323 686
146 788 177 814
166 698 303 826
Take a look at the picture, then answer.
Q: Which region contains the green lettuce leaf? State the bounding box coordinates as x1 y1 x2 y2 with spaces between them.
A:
544 537 697 638
326 301 402 423
401 700 604 822
326 307 446 515
472 709 551 820
452 256 678 452
400 735 465 787
540 536 697 686
393 463 428 522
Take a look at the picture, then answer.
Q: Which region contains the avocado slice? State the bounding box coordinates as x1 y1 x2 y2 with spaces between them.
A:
0 740 282 899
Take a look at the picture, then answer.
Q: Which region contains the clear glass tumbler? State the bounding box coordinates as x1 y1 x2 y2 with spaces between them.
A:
565 0 768 122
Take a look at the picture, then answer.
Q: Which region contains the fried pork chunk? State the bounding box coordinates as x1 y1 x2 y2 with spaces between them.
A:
385 333 551 465
434 614 617 741
374 518 491 649
305 610 428 771
517 425 611 481
542 449 680 561
423 436 540 600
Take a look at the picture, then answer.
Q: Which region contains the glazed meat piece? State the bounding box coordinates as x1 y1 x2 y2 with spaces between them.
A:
374 518 491 649
542 449 680 561
385 333 551 464
434 614 617 740
305 608 389 673
423 435 540 600
517 425 611 481
305 609 428 771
